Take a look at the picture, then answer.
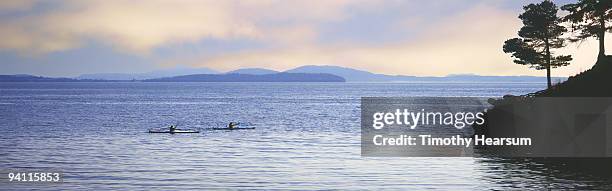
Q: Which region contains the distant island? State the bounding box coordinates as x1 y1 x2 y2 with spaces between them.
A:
226 68 279 75
76 67 218 80
143 73 345 82
0 74 110 82
72 65 565 83
0 73 346 82
285 65 566 82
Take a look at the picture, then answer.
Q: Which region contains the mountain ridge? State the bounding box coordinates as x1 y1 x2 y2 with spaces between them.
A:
144 72 345 82
285 65 566 82
77 67 218 80
6 65 567 82
226 68 278 75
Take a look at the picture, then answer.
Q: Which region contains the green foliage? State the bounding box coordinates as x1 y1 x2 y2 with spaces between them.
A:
503 0 572 71
519 1 568 41
503 38 544 69
561 0 612 42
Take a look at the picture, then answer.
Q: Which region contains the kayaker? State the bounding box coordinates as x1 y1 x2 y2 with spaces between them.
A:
228 122 236 129
169 125 176 132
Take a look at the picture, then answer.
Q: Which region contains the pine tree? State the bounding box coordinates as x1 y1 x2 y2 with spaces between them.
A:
562 0 612 57
503 0 572 89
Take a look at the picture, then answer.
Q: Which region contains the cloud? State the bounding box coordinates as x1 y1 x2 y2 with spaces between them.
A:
0 0 602 77
178 5 529 76
181 4 602 77
0 0 367 55
0 0 36 11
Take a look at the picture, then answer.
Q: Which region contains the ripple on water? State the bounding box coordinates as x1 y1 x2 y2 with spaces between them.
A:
2 82 609 190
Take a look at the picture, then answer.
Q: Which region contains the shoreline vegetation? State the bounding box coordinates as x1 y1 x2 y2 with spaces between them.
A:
475 56 612 141
479 0 612 136
474 0 612 174
473 56 612 174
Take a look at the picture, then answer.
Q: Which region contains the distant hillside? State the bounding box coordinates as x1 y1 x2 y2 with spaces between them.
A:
227 68 278 75
285 65 565 82
6 65 567 83
144 73 345 82
78 67 218 80
0 74 107 82
285 65 406 81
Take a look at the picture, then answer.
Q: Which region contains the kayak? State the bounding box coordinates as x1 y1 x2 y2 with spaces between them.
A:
148 129 200 133
211 127 255 130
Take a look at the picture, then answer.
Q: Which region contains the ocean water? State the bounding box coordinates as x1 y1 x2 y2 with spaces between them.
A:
0 82 610 190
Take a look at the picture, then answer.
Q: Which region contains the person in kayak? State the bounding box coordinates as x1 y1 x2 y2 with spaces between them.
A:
169 125 176 132
228 122 237 129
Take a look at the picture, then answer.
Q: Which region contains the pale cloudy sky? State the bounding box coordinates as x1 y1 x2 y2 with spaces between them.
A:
0 0 604 77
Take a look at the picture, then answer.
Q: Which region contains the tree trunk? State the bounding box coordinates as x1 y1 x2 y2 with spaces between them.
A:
546 65 551 89
599 16 606 58
545 39 552 89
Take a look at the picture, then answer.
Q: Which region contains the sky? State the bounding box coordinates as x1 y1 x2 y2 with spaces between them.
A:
0 0 605 77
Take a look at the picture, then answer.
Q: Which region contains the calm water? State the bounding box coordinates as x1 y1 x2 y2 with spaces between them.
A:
1 82 610 190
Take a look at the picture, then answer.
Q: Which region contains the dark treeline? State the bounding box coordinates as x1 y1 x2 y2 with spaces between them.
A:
503 0 612 89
